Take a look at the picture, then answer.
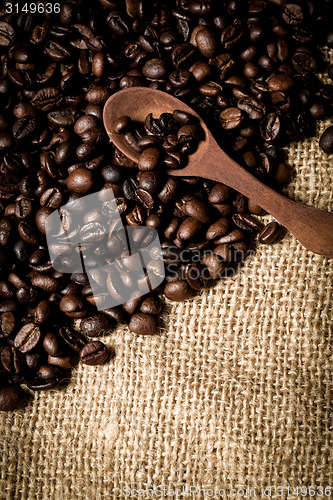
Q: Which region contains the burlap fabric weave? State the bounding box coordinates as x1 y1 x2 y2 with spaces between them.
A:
1 50 332 500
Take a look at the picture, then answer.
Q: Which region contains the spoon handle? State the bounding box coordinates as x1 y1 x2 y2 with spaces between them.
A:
173 149 333 258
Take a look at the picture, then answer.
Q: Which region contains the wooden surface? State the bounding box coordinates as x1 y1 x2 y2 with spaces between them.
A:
103 87 333 258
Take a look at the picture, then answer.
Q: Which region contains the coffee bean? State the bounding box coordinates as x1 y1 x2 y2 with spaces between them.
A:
268 74 294 92
0 386 24 411
48 355 76 370
129 313 159 335
67 167 94 194
219 107 243 130
0 312 15 337
232 213 259 232
80 341 109 365
80 313 114 337
201 252 226 279
14 323 41 353
259 221 281 244
58 326 87 352
34 300 50 325
164 280 194 301
0 22 15 47
238 97 266 120
138 147 161 171
206 218 230 240
319 126 333 155
43 332 64 357
31 274 59 293
184 199 210 223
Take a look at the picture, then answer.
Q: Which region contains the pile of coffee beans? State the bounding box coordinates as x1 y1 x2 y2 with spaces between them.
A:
0 0 332 410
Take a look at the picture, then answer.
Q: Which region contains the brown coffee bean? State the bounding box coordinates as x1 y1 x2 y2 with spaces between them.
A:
34 300 50 325
43 332 64 357
31 274 59 293
219 107 243 130
195 27 216 58
319 126 333 155
232 213 259 232
67 167 94 194
259 221 281 244
206 218 230 240
208 184 231 204
140 295 162 315
0 386 24 411
80 341 109 365
143 58 168 80
184 199 210 223
80 313 114 337
164 280 194 301
138 147 161 171
58 326 87 352
0 312 15 337
177 217 203 240
129 313 159 335
201 252 226 279
214 244 233 263
14 323 42 353
48 355 77 369
268 73 294 91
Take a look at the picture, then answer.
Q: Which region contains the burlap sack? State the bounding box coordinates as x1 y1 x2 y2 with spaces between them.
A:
1 50 332 500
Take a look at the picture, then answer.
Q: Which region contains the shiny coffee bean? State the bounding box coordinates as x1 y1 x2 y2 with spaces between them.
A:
129 312 159 335
259 221 281 244
80 341 109 365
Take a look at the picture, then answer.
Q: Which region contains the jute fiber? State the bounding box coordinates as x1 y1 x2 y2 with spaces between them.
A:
0 51 332 500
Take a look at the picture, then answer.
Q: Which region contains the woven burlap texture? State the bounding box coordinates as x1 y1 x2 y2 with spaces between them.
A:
1 53 332 500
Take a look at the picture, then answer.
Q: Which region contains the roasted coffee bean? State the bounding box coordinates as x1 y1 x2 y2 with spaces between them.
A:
164 280 194 301
184 199 211 223
80 313 114 338
31 275 59 293
80 341 109 365
0 22 15 47
319 126 333 155
219 107 243 130
43 332 64 357
67 167 94 194
1 346 25 375
0 386 24 411
138 147 161 171
34 300 50 325
183 263 206 290
26 378 58 391
259 221 281 244
232 213 259 232
238 97 266 120
206 218 230 240
177 217 202 240
201 252 226 279
140 295 162 315
48 355 76 370
0 312 15 337
14 323 41 353
129 313 159 335
58 326 87 352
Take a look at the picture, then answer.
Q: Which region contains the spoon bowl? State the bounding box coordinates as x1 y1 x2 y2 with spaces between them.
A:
103 87 333 258
103 86 210 166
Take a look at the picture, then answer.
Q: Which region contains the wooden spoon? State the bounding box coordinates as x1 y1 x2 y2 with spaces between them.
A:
103 87 333 258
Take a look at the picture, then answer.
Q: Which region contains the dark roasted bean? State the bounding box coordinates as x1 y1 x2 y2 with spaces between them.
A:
80 341 109 365
129 313 159 335
259 221 281 244
14 323 41 353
